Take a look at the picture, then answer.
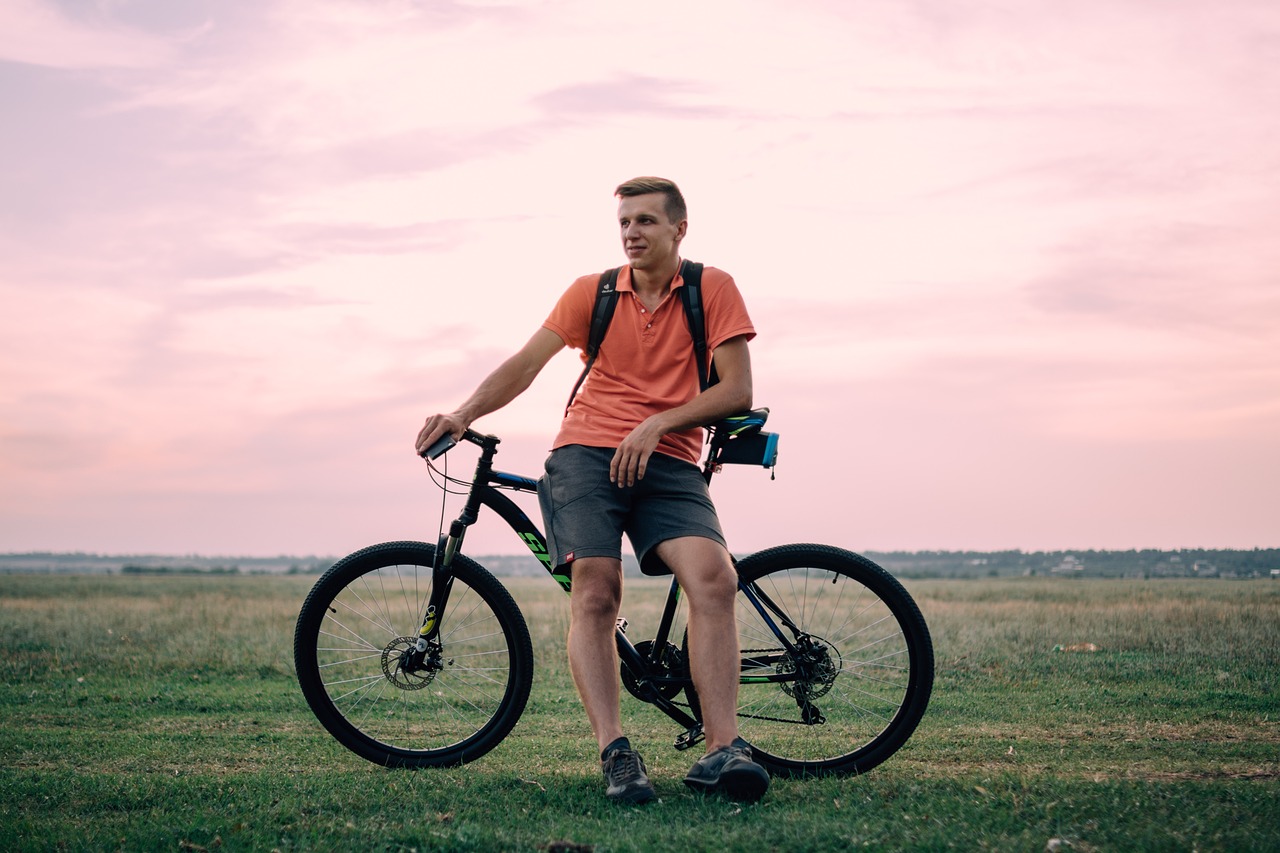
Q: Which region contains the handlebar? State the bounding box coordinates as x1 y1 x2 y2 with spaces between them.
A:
419 428 501 461
419 432 457 460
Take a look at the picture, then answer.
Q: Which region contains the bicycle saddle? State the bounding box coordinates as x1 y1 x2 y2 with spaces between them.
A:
708 407 770 437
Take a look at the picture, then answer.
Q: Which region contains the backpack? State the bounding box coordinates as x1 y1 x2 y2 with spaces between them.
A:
563 260 717 416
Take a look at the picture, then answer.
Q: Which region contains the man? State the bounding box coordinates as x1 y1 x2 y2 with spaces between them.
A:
414 177 770 804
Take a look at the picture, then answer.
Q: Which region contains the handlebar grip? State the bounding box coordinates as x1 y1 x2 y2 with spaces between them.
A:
420 433 458 460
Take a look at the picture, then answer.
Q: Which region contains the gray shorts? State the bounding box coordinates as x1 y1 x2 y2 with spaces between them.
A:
537 444 726 576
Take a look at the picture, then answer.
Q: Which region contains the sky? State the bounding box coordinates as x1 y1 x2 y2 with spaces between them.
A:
1 0 1277 558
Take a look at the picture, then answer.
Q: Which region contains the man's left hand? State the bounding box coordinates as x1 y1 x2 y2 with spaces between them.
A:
610 416 666 487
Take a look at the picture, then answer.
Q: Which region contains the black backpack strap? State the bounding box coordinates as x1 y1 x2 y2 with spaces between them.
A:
677 260 718 392
563 267 622 417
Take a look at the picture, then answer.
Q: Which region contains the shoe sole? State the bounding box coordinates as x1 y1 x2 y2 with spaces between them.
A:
608 785 656 805
684 766 770 803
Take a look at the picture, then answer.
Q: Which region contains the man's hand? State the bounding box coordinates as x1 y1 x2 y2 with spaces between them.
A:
607 336 753 485
416 412 468 457
610 414 668 487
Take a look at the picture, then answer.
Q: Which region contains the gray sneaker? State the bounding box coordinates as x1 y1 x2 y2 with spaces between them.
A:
601 742 656 804
683 737 770 802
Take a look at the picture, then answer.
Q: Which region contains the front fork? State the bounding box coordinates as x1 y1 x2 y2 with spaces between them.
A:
400 525 464 673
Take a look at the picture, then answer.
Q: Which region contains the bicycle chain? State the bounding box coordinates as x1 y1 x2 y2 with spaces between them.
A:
669 694 807 726
679 647 815 726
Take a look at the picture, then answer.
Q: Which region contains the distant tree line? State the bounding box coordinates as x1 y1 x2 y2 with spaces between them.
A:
122 564 241 575
866 548 1280 579
0 553 334 575
3 549 1277 579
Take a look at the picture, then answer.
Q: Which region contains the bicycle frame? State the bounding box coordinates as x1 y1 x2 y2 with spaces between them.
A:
420 430 807 749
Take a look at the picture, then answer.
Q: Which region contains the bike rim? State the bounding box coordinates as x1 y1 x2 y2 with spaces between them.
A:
312 562 515 756
735 565 918 768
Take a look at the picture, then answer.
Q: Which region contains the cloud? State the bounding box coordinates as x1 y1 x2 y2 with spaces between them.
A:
273 221 462 257
4 0 1279 553
0 0 197 69
1026 220 1280 336
324 126 539 181
533 75 732 120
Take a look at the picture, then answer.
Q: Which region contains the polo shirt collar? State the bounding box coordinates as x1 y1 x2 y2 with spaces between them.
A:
614 260 686 293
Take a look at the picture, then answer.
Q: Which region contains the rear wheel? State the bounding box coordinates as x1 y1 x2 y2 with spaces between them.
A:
294 541 533 767
687 544 933 776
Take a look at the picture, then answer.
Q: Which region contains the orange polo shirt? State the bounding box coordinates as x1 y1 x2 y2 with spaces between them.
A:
543 263 756 464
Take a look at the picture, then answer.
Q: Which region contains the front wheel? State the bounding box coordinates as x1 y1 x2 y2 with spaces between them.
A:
293 541 533 767
689 544 933 776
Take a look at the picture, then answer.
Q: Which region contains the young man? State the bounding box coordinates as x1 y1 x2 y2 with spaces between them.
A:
414 177 770 804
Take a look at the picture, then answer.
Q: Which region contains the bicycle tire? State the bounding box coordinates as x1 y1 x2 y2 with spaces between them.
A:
686 543 933 776
293 541 533 768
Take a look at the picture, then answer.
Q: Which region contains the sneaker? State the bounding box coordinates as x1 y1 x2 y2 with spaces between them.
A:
683 737 770 802
601 739 656 804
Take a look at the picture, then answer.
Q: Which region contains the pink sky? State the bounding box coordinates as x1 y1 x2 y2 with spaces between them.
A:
1 0 1277 558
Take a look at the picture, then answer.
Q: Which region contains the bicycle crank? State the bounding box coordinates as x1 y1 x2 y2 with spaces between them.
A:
620 640 686 702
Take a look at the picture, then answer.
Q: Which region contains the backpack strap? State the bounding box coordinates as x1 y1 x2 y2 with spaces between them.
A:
563 261 717 418
676 260 718 392
563 267 622 416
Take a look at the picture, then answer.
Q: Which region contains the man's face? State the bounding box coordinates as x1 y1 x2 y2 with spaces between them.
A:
618 193 686 272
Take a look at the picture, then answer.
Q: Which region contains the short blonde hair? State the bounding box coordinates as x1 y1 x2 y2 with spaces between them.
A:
615 177 687 224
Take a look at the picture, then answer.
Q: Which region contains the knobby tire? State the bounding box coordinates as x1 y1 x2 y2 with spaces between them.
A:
293 541 533 768
687 543 933 776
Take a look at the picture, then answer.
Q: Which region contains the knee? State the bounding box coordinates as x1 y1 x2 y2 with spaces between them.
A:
573 587 621 622
686 560 738 610
706 566 739 607
570 560 622 622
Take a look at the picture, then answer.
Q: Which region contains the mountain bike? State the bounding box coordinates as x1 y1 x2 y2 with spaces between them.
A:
294 409 933 776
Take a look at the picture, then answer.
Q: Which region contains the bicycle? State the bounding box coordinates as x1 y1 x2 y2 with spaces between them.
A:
293 409 933 776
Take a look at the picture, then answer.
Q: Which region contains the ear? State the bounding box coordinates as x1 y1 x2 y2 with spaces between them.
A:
675 219 688 243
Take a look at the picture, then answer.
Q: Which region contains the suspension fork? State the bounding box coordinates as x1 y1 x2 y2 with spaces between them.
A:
417 476 483 650
416 436 496 649
410 526 462 653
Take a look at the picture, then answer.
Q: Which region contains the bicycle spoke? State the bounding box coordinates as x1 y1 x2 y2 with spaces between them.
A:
709 546 931 775
296 545 532 766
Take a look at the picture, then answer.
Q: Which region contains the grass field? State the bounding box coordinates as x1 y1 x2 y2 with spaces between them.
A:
1 571 1276 851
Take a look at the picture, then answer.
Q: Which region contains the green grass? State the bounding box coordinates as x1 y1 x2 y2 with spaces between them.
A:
1 573 1276 851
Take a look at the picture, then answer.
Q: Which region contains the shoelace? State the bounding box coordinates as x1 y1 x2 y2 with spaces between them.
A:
606 750 641 780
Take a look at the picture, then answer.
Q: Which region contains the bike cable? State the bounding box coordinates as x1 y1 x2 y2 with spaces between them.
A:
424 452 466 548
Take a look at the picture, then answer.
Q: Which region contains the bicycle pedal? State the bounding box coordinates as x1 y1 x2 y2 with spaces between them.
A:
674 725 704 751
615 617 629 633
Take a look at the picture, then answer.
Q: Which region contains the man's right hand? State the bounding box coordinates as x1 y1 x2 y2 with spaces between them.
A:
415 413 468 456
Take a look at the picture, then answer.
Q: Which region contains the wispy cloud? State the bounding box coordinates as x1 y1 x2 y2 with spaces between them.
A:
2 0 1278 553
534 75 733 120
1026 221 1280 335
0 0 194 69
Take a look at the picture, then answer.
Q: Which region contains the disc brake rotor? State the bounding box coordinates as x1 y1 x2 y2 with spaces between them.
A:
381 637 437 690
777 636 840 699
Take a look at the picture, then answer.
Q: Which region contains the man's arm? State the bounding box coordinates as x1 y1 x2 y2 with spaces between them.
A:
609 335 753 486
415 327 565 455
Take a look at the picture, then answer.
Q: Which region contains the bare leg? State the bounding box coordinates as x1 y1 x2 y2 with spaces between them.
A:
566 556 626 752
656 536 741 751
